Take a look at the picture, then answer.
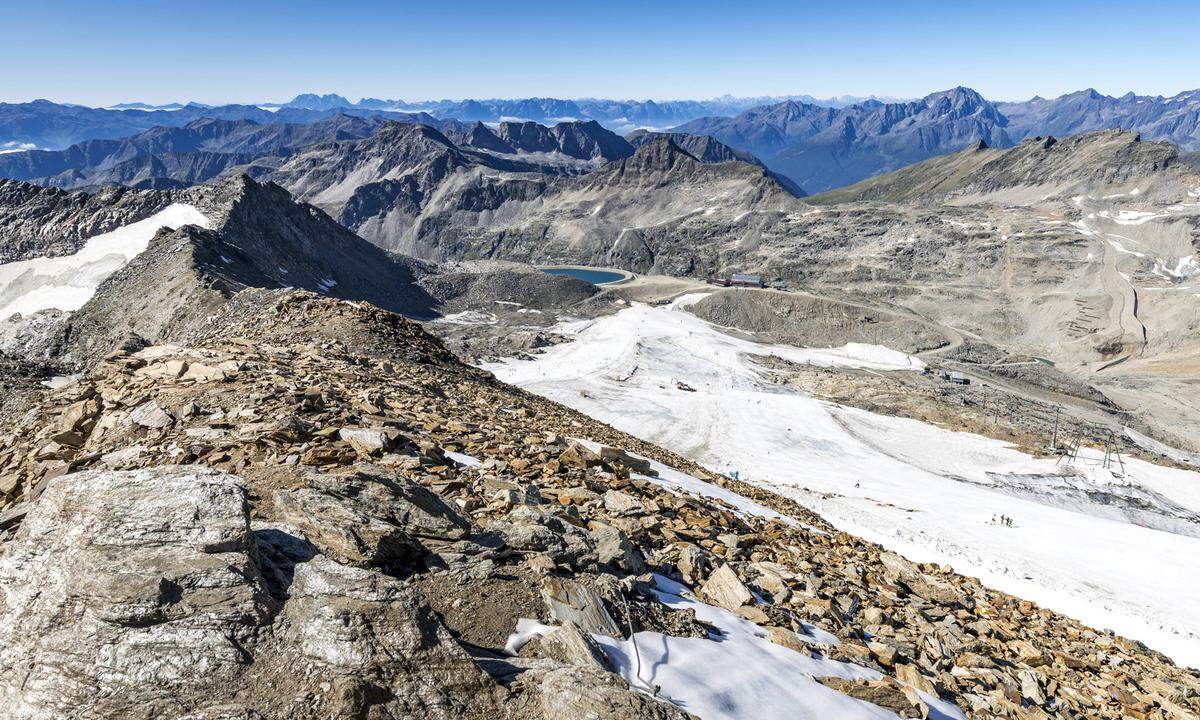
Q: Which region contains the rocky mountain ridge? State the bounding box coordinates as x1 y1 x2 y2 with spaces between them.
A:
0 175 440 370
810 130 1181 204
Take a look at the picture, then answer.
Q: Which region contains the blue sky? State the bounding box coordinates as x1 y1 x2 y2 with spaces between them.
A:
2 0 1198 105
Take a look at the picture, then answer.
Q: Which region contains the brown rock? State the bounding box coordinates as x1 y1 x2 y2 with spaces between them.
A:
700 563 753 612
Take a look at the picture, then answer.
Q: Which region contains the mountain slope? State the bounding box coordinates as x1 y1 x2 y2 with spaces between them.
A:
1 175 438 367
381 136 800 266
810 130 1180 204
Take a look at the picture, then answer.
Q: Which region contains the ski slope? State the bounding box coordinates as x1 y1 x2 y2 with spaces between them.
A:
486 298 1200 668
0 204 210 320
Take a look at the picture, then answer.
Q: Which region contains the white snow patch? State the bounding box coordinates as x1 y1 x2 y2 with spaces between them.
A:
503 618 557 656
436 310 498 325
444 450 482 467
1155 255 1200 279
1096 209 1168 225
41 374 81 389
594 574 967 720
0 204 210 319
1107 238 1146 258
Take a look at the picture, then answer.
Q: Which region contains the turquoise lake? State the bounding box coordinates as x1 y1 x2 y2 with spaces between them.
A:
541 268 625 285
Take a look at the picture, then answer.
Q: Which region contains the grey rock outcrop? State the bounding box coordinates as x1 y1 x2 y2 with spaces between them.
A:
0 466 273 719
275 465 470 569
0 179 169 262
0 465 505 720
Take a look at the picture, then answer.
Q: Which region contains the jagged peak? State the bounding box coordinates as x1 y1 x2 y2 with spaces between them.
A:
923 86 988 106
626 135 700 165
371 121 458 149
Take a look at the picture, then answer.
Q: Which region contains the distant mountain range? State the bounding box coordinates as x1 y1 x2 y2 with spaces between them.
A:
4 87 1200 193
675 87 1200 192
0 94 902 151
262 93 902 122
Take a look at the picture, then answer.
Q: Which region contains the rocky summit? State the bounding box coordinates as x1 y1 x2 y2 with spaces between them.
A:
0 286 1196 719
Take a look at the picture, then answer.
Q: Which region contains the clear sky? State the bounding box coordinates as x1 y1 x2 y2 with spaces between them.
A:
2 0 1198 106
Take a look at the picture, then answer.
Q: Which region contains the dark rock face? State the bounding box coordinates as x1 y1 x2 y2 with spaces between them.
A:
0 180 171 262
626 131 806 196
460 121 517 154
493 120 634 162
627 129 762 165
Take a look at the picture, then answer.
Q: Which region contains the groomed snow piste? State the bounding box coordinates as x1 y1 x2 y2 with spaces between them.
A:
486 296 1200 668
0 204 210 320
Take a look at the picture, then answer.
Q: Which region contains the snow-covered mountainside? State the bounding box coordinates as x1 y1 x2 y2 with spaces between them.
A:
0 203 209 319
487 295 1200 667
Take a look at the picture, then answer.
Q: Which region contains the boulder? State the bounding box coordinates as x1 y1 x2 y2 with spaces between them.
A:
541 577 621 636
700 563 754 612
337 426 405 455
590 522 646 574
536 665 694 720
270 555 501 719
0 466 273 719
538 620 611 671
879 552 961 606
274 465 470 569
489 505 597 570
128 399 174 428
598 446 655 475
0 465 506 720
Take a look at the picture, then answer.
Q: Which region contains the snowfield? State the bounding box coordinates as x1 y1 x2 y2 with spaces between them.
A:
0 204 210 320
486 298 1200 668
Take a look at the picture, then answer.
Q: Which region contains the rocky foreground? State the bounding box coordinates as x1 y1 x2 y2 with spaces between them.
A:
0 290 1197 719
